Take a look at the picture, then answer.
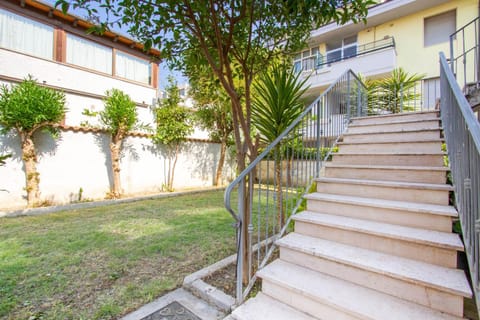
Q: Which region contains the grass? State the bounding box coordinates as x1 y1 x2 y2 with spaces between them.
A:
0 190 236 320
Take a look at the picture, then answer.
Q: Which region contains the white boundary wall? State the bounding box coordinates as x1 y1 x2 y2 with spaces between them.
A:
0 130 234 210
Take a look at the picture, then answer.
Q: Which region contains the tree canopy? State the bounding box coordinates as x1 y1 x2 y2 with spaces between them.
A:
57 0 374 171
0 77 66 206
0 76 66 136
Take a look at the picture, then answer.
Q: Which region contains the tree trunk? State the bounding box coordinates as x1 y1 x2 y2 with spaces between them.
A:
21 135 40 207
110 137 122 198
169 144 179 191
214 139 227 186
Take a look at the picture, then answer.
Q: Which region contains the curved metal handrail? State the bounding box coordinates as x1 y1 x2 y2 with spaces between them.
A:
224 68 367 303
224 68 365 221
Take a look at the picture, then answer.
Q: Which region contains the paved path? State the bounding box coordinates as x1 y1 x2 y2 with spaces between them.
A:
121 288 225 320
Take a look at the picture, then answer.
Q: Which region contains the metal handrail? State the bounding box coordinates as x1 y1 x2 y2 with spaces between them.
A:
449 16 480 92
224 69 367 303
223 68 366 225
440 51 480 312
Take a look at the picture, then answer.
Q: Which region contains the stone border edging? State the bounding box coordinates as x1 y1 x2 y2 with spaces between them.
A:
183 253 237 313
0 186 225 218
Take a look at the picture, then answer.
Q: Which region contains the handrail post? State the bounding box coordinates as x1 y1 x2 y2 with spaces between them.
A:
236 179 245 304
315 100 322 175
346 72 351 117
450 32 455 72
399 83 403 113
357 83 362 118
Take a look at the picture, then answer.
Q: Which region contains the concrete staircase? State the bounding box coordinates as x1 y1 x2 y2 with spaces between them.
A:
227 111 473 320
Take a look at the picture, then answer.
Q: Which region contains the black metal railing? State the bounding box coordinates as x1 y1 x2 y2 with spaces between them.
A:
224 70 367 303
440 51 480 312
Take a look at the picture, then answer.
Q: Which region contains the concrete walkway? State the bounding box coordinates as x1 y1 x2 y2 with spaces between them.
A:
121 288 225 320
121 252 237 320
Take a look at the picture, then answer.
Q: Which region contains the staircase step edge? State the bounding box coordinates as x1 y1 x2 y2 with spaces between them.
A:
304 193 457 216
293 211 463 251
277 233 472 297
315 177 453 191
257 260 465 320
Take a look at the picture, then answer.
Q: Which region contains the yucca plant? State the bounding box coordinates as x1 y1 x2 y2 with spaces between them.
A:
252 63 309 230
375 68 425 113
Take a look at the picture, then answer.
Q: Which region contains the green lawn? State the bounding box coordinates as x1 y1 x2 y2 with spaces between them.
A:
0 190 236 320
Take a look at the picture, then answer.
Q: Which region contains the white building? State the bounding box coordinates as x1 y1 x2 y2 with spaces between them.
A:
0 0 230 210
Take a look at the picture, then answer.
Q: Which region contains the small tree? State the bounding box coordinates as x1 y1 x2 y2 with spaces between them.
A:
187 60 234 186
252 64 308 230
0 77 66 207
195 104 234 186
153 77 193 191
84 89 139 198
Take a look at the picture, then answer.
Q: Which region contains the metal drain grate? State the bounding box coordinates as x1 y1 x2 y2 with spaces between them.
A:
141 301 202 320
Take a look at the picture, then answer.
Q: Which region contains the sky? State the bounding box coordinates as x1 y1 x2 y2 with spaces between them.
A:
44 0 187 90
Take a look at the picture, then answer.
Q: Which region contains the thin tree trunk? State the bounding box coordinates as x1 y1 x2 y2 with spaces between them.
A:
109 137 122 198
214 139 227 186
21 135 40 207
166 148 172 191
169 144 179 191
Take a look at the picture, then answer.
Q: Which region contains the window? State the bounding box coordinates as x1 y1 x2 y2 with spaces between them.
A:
66 33 112 74
0 8 53 59
326 35 357 63
115 51 151 84
424 10 456 47
293 47 321 72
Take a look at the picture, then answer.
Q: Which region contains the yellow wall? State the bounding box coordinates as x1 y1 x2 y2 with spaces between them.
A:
358 0 478 79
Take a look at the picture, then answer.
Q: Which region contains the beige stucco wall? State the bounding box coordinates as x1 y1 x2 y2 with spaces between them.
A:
357 0 478 79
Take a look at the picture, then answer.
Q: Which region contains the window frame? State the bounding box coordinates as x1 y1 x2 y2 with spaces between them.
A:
424 10 456 47
115 50 152 86
0 7 54 60
326 35 358 64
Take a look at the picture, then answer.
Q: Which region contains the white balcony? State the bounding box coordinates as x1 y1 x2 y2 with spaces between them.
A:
298 38 397 101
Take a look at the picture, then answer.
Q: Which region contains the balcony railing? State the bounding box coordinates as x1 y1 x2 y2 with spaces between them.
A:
294 36 395 73
449 17 480 92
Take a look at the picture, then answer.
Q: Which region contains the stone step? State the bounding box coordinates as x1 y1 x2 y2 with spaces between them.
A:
277 233 471 316
342 128 441 143
292 211 463 267
304 192 456 232
337 139 444 154
331 152 446 166
315 177 452 205
229 292 318 320
258 260 465 320
347 119 440 134
351 111 439 126
324 163 448 184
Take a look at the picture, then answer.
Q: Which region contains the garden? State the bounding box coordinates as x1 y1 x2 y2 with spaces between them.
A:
0 190 236 319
